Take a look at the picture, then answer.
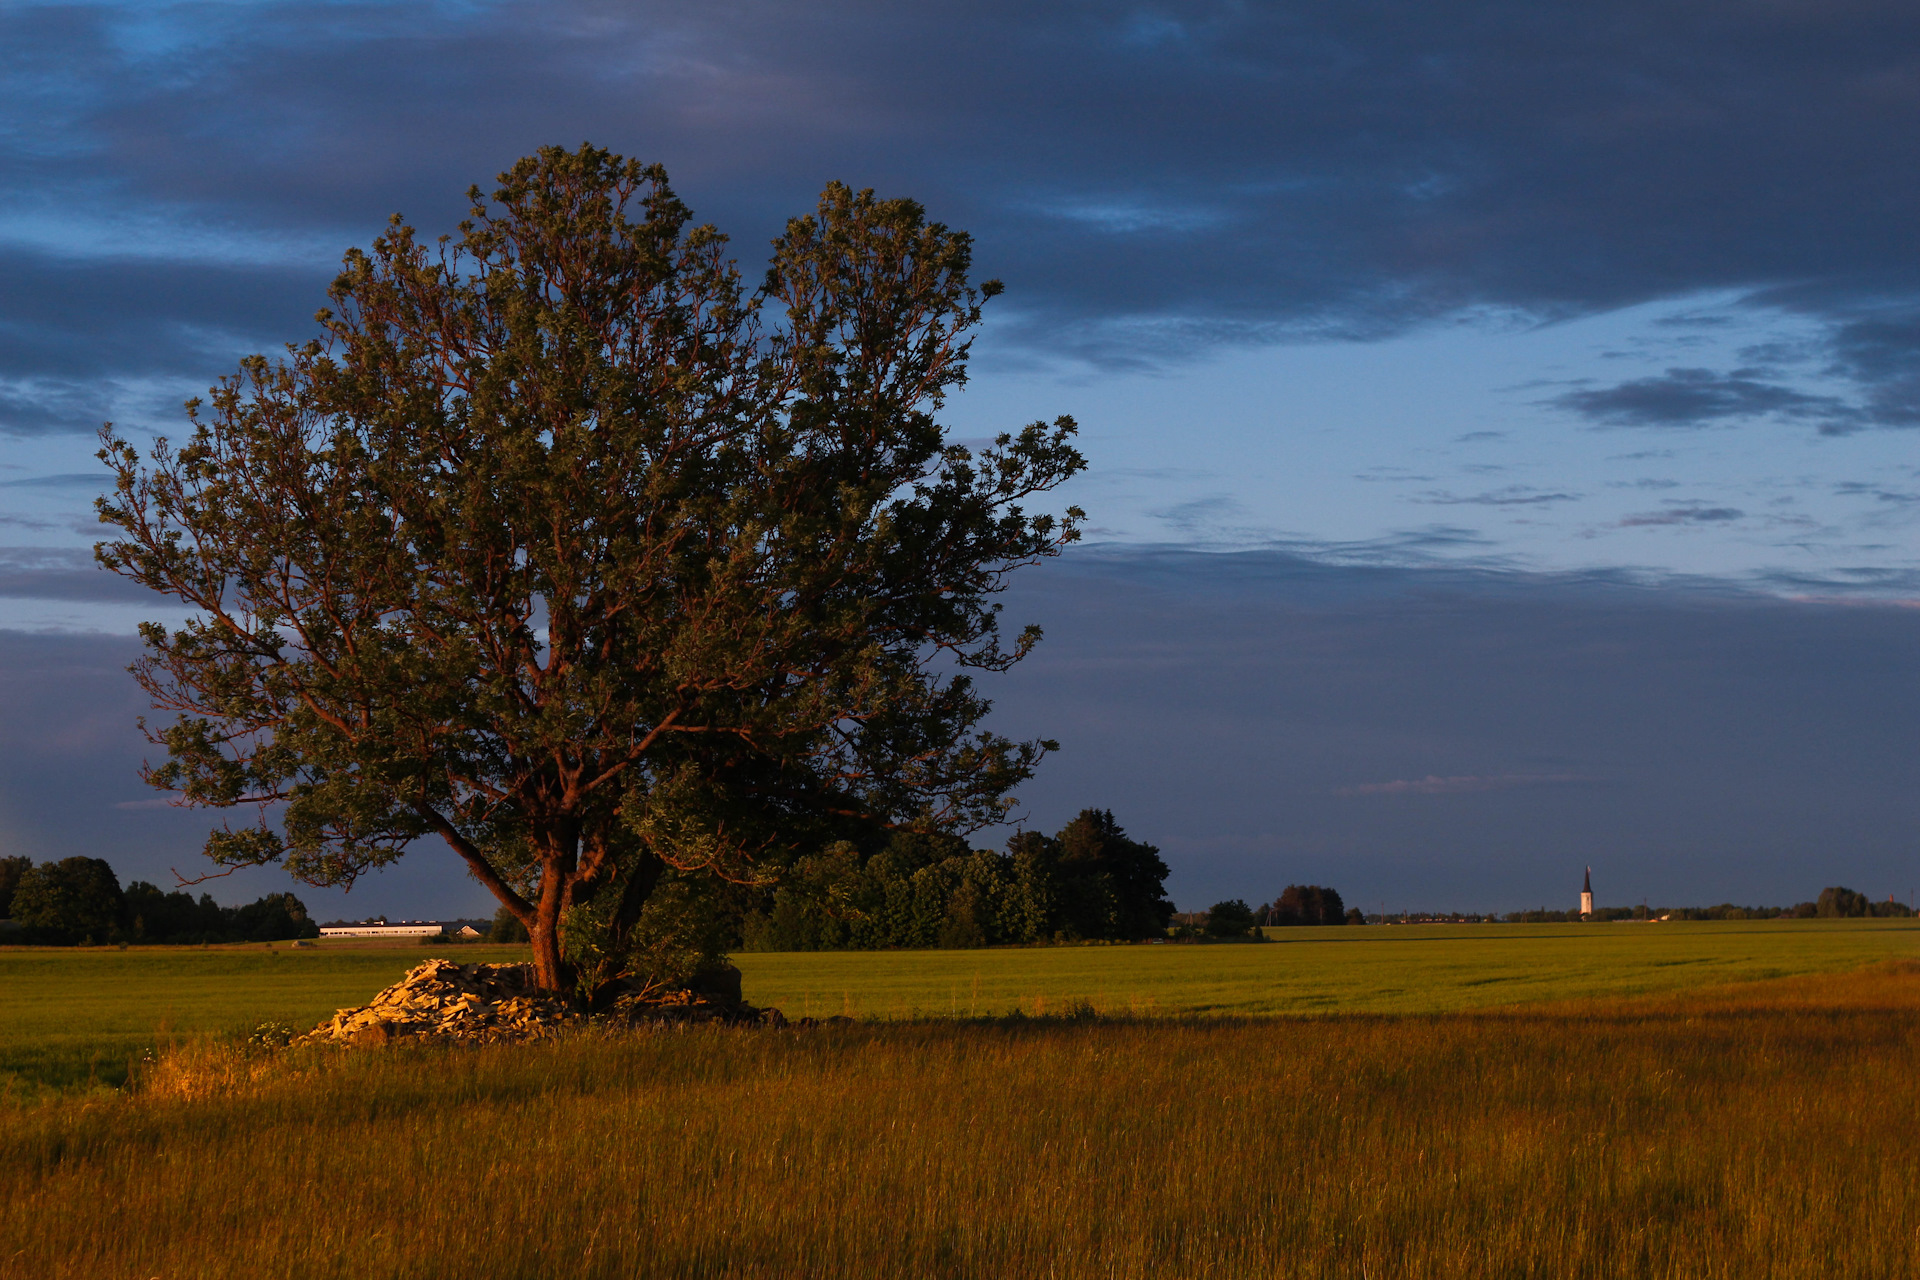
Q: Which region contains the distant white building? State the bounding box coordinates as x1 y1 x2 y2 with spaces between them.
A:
1579 867 1594 919
319 922 446 938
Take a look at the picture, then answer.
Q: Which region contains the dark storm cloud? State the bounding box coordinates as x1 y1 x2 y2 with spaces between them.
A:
3 0 1920 415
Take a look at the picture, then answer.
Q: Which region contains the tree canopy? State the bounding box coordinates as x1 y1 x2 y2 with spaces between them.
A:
1203 899 1257 938
1268 884 1347 926
741 807 1172 949
10 857 123 943
0 855 30 919
1 856 319 945
97 145 1084 993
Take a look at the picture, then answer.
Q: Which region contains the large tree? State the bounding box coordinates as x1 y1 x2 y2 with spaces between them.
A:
97 145 1083 993
11 857 124 943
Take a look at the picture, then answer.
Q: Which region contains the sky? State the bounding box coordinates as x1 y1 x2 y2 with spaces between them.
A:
3 0 1920 916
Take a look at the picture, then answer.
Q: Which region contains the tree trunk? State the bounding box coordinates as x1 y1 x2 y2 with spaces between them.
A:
529 868 573 995
530 917 569 994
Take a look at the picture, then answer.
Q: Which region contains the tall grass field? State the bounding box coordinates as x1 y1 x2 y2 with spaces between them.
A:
5 924 1919 1277
3 962 1919 1278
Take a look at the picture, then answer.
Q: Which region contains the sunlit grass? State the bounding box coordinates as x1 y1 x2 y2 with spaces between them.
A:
734 919 1920 1019
0 943 533 1093
7 921 1917 1094
5 961 1919 1279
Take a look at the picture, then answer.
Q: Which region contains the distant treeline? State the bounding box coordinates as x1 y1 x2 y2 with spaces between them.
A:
1181 886 1361 938
0 855 319 945
1505 886 1913 923
740 810 1175 950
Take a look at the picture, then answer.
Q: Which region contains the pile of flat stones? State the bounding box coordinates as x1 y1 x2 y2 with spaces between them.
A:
296 958 788 1048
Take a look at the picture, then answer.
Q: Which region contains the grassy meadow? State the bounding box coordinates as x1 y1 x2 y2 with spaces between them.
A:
4 919 1917 1094
4 960 1919 1279
736 918 1920 1019
0 943 534 1094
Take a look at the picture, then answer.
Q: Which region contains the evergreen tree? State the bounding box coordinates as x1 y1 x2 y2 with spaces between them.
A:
1055 809 1173 939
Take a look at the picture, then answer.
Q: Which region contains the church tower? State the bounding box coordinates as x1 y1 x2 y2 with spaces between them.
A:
1580 866 1593 918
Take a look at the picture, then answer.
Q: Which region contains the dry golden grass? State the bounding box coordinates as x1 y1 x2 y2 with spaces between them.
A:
5 960 1920 1278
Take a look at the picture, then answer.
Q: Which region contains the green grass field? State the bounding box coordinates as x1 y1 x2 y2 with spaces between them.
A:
4 920 1916 1094
736 918 1920 1019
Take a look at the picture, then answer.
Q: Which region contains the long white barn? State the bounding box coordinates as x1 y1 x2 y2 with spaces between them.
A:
319 922 447 938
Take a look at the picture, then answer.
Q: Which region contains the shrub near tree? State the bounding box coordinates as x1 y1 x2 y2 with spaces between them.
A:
97 145 1083 998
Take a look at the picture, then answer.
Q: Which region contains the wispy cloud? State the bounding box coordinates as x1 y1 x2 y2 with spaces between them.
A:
1552 367 1854 431
0 472 102 489
1335 773 1592 797
1618 506 1744 527
1416 486 1581 508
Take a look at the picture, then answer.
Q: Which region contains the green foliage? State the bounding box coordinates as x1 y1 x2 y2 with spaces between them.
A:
561 864 736 1001
96 143 1083 993
1055 808 1174 939
1203 899 1257 938
0 862 318 948
1265 884 1347 926
740 809 1170 949
0 854 30 919
488 905 529 944
1810 886 1913 919
11 858 124 943
120 883 318 944
122 883 224 941
1818 885 1870 918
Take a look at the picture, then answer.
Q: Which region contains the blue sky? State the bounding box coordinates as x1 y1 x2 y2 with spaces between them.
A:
3 0 1920 915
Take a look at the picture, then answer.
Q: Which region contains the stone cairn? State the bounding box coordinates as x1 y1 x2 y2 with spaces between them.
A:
296 958 791 1048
